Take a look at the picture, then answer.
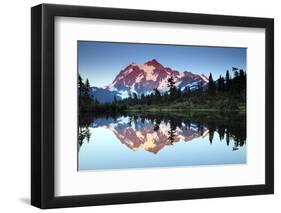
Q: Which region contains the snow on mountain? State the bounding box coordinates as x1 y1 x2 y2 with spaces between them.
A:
91 59 209 103
201 74 209 82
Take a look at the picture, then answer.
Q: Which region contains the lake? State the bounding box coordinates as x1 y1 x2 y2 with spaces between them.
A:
78 112 246 171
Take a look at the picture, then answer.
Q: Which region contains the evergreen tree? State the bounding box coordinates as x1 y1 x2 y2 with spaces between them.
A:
209 129 214 144
85 78 90 93
153 88 161 97
168 122 176 145
133 92 138 102
78 75 84 95
167 76 176 91
183 86 191 99
239 69 246 90
208 73 215 96
187 86 191 98
78 77 95 111
153 88 161 103
78 75 85 111
196 82 203 96
226 131 230 146
133 92 138 104
167 76 177 100
230 68 239 96
225 70 230 91
217 75 225 91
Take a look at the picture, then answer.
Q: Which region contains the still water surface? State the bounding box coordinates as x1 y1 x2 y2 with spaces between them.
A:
78 112 246 171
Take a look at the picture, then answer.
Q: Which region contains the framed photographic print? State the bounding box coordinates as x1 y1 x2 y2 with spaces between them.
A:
31 3 274 209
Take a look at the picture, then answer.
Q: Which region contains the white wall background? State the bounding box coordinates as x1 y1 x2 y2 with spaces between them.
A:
0 0 279 212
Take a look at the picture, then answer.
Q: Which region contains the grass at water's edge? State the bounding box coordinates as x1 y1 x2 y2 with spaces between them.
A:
126 104 246 113
124 98 246 113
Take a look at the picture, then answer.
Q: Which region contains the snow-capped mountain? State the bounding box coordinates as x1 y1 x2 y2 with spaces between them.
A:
91 59 208 103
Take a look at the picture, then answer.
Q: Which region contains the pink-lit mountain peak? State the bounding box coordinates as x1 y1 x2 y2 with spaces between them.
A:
110 60 166 87
114 59 205 82
99 59 209 101
144 59 164 68
119 59 169 77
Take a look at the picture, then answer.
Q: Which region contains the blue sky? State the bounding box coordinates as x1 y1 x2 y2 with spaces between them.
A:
78 41 246 87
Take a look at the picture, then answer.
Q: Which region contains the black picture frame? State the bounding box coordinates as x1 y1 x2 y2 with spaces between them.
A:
31 3 274 209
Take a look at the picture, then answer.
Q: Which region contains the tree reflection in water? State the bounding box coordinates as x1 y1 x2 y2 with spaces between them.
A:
78 113 92 151
78 111 246 153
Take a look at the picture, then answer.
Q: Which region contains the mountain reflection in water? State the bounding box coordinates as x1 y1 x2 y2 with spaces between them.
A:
78 112 246 170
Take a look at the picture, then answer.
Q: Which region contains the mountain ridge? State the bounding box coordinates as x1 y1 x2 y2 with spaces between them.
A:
91 59 209 103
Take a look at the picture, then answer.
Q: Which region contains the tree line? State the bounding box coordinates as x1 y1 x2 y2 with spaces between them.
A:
79 67 246 112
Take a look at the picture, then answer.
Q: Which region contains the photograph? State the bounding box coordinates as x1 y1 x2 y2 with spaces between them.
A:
29 2 274 209
77 41 247 171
